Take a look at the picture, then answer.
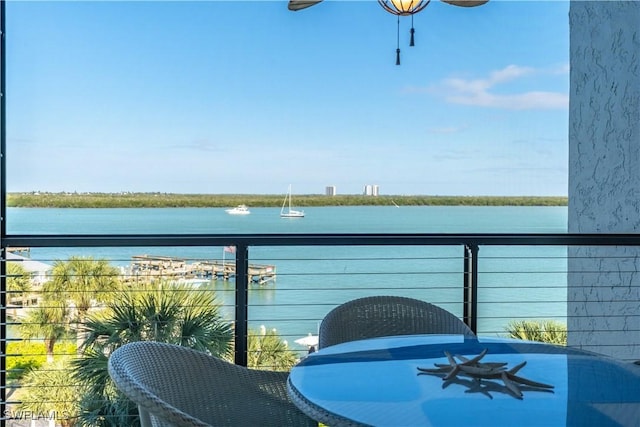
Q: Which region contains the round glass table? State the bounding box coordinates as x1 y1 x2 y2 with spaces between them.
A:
287 334 640 427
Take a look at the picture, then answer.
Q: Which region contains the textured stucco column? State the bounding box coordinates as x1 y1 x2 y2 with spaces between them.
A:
568 1 640 361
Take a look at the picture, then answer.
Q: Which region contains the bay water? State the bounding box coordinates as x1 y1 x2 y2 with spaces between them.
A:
7 206 569 350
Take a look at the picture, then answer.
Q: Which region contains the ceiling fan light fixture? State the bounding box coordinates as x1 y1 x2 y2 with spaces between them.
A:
378 0 431 65
379 0 431 16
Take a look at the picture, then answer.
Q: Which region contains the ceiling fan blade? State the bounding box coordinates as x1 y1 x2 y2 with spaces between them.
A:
441 0 489 7
288 0 324 11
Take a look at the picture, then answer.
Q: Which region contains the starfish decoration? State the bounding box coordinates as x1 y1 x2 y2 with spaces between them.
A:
416 349 554 399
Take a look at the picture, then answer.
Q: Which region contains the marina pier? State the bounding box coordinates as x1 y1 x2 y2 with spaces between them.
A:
129 255 276 285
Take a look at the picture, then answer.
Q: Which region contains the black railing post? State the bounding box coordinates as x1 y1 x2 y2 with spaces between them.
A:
1 0 7 419
463 243 479 334
234 244 249 366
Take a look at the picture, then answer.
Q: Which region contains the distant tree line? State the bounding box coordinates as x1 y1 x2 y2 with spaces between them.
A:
7 192 568 208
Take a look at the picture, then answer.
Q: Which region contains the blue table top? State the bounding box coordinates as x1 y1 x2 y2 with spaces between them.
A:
287 335 640 427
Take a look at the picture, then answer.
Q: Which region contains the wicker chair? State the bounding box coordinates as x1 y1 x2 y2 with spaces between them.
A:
107 341 317 427
318 295 475 349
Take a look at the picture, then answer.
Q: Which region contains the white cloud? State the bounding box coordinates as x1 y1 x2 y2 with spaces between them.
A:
429 64 569 110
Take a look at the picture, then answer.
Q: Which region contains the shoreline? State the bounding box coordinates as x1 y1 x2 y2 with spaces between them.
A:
7 192 568 209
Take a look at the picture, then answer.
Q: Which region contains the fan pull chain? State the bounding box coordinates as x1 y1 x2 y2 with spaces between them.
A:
396 15 401 65
410 15 415 46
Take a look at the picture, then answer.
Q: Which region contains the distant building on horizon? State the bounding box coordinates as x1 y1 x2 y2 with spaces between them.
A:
325 186 337 196
363 184 379 196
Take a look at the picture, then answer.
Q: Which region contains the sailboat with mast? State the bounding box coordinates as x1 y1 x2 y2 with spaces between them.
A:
280 184 305 218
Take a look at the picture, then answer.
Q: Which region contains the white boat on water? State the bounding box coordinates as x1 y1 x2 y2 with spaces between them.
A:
226 205 251 215
280 185 305 218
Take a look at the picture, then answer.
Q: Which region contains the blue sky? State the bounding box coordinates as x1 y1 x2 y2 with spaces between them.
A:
6 0 569 196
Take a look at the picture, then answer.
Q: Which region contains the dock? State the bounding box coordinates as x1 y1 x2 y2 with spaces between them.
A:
129 255 276 285
6 247 31 256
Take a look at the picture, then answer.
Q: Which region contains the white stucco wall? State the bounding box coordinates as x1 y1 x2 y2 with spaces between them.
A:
568 1 640 360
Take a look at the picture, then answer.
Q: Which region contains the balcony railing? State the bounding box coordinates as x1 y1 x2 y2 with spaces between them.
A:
2 232 640 425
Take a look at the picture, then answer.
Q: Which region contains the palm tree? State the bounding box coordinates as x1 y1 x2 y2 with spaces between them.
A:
16 360 81 427
7 261 32 306
73 283 233 427
505 320 567 345
19 300 70 363
247 325 297 371
45 256 121 348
